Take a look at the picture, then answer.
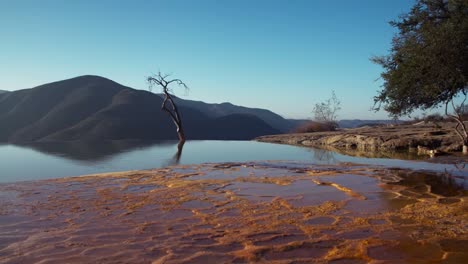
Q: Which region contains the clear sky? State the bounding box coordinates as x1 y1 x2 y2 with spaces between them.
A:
0 0 415 119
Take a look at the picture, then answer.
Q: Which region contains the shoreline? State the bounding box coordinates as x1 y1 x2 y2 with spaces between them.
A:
256 123 468 156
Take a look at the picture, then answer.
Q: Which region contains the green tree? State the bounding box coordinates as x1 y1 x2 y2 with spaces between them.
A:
372 0 468 152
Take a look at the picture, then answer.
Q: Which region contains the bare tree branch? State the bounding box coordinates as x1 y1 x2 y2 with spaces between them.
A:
147 72 189 142
445 99 468 149
313 91 341 129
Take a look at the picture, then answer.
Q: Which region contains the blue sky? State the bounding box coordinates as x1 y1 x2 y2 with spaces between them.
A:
0 0 415 119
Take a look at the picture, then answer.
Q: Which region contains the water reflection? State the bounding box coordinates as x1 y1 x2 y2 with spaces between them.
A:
310 148 337 164
14 140 176 163
18 140 184 167
163 141 185 166
1 140 467 183
315 145 427 161
390 169 467 196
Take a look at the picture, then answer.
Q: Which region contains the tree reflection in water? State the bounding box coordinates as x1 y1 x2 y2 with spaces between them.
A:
310 148 337 164
164 141 185 166
391 168 467 197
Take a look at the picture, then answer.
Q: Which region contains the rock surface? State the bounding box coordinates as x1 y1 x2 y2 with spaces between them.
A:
0 162 466 263
256 123 466 153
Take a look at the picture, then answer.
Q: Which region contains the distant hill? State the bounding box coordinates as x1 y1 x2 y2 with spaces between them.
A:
338 119 399 128
168 97 295 133
0 90 8 94
283 119 398 130
286 119 311 129
0 76 279 142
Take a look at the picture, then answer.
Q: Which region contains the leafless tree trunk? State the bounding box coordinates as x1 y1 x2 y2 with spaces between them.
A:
147 72 188 143
445 94 468 153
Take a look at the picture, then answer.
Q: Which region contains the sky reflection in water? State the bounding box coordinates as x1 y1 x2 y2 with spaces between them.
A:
0 140 466 183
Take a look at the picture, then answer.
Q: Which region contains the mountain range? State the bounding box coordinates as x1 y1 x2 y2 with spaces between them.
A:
170 97 298 133
0 75 395 143
337 119 398 128
0 76 283 142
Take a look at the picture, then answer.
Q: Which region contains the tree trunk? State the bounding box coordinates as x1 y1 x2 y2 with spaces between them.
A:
162 92 185 143
464 134 468 154
177 127 186 143
445 102 468 154
147 73 188 144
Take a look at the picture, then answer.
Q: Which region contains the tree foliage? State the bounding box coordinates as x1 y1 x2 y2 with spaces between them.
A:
313 91 341 127
372 0 468 149
372 0 468 116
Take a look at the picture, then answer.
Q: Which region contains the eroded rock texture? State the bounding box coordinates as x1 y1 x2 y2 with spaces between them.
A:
0 162 466 263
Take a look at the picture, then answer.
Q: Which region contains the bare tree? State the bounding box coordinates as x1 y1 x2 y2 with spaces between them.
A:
445 92 468 153
147 72 188 143
313 91 341 129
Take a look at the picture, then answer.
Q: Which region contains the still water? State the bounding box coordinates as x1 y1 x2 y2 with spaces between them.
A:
0 140 466 183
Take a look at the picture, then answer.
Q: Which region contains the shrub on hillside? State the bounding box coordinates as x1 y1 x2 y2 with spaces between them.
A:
292 121 337 133
406 113 448 125
356 123 385 128
425 113 445 122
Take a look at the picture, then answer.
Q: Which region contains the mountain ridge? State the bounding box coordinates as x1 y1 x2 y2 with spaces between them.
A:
0 76 280 142
0 76 399 143
167 95 295 132
337 119 400 128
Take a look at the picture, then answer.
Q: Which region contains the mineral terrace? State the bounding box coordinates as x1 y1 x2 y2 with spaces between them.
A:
0 162 466 263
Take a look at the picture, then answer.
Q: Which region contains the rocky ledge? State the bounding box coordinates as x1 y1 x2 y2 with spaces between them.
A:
256 122 466 154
